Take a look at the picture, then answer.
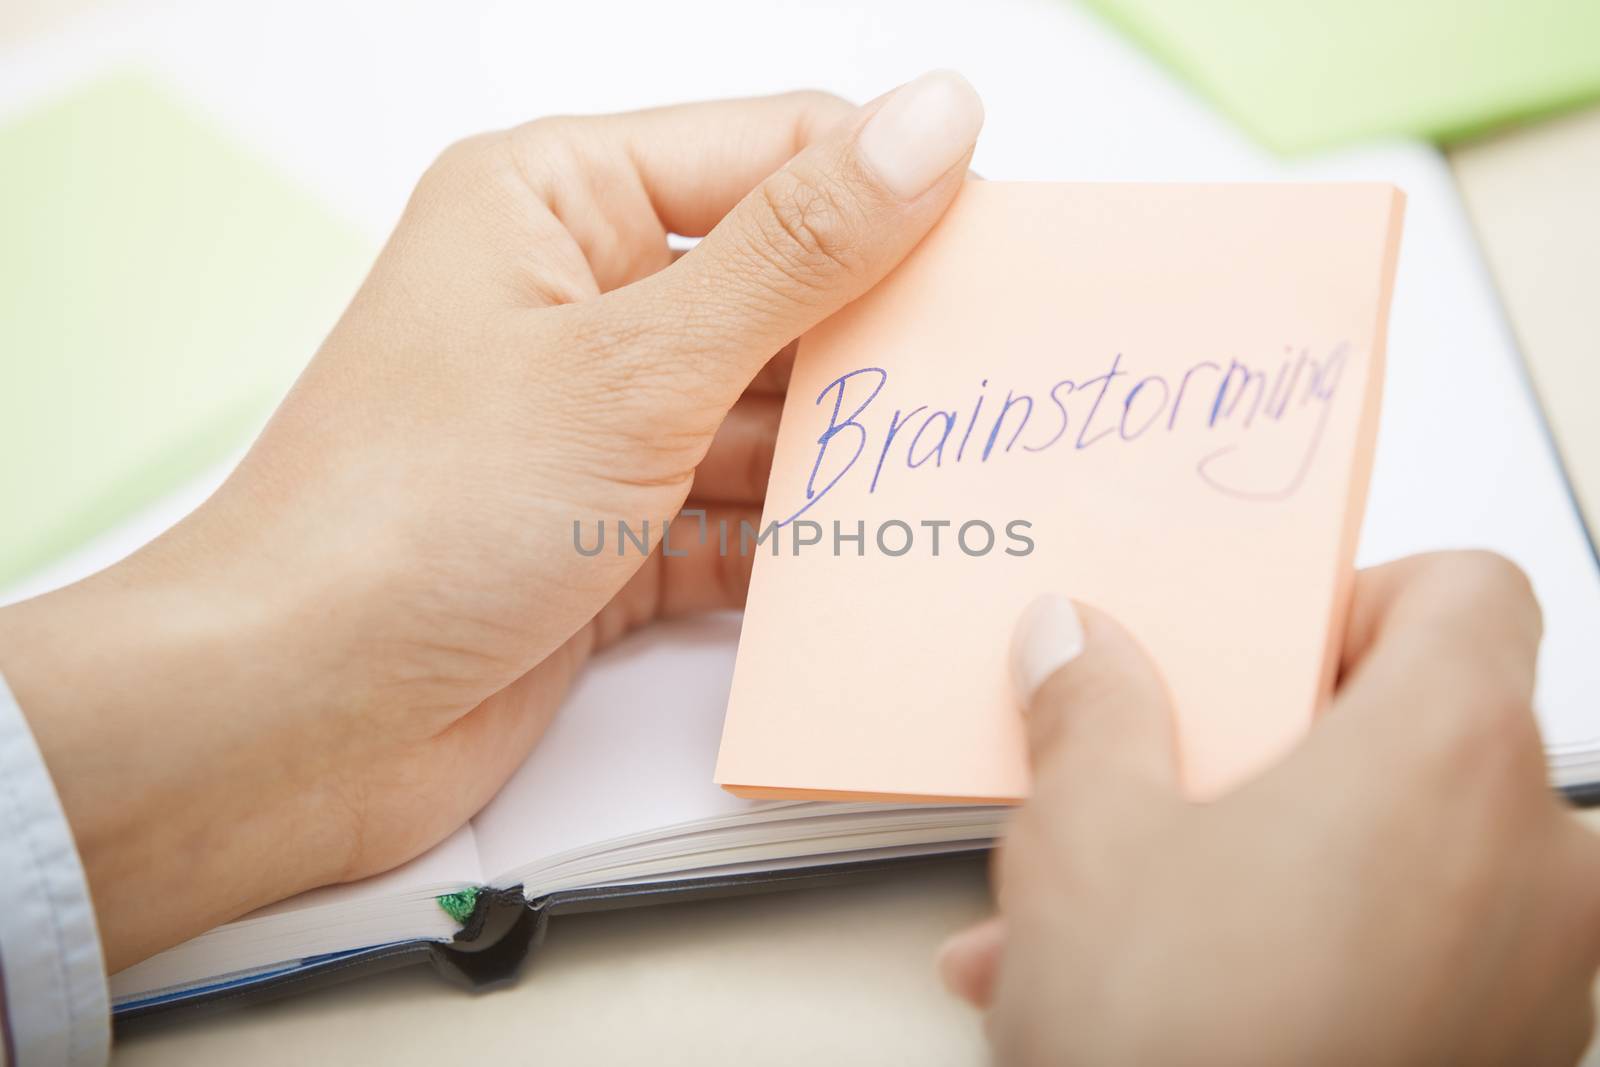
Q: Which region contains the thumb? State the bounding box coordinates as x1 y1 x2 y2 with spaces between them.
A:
596 70 983 412
1011 596 1182 805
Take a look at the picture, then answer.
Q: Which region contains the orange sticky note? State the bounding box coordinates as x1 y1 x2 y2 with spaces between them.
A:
715 182 1404 803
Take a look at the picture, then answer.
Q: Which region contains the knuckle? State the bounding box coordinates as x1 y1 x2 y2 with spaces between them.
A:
782 88 852 112
413 132 537 220
514 114 580 146
1430 550 1546 653
1458 549 1535 598
423 132 510 188
749 168 869 291
425 116 590 213
506 117 589 195
1432 549 1538 614
778 89 854 132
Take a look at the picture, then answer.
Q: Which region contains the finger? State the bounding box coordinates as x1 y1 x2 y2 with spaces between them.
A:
1338 551 1541 686
1316 551 1548 795
1332 552 1542 730
572 70 983 420
507 91 856 292
584 505 762 650
1011 595 1181 805
655 503 765 616
1567 815 1600 948
1555 819 1600 974
746 339 798 395
690 393 782 504
580 92 857 236
1495 820 1600 1066
936 916 1005 1008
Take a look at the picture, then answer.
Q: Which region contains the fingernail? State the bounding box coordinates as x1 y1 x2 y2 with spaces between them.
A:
1010 594 1085 704
857 70 984 200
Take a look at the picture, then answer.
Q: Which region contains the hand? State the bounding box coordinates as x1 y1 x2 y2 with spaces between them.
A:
940 551 1600 1065
0 72 984 971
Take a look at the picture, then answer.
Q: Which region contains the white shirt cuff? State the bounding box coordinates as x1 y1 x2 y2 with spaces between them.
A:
0 672 110 1067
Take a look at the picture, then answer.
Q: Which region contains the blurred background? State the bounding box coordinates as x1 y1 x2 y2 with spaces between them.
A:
2 1 1598 1063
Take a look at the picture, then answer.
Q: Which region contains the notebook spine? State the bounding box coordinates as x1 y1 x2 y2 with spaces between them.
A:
426 885 545 991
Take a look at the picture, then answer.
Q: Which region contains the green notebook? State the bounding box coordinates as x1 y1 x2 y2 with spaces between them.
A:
1081 0 1600 154
0 72 372 587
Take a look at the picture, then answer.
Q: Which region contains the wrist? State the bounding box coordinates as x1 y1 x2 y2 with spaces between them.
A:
0 550 353 972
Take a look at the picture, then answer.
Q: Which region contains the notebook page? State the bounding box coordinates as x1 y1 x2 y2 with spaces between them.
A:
469 613 772 885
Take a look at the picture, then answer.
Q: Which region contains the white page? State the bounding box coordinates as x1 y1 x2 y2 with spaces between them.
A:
468 613 771 883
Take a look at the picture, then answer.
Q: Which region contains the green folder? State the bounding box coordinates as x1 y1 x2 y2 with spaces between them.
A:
0 72 373 588
1080 0 1600 154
